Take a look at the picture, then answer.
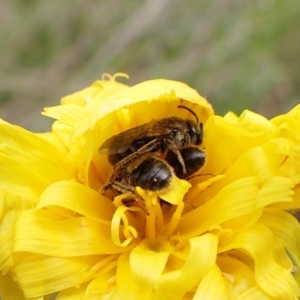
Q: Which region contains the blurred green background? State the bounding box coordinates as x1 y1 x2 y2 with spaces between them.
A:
0 0 299 131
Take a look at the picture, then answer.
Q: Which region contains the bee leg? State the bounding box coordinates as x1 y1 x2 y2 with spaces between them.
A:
109 182 149 215
111 138 161 181
99 182 112 194
121 197 136 207
164 140 187 175
110 181 135 193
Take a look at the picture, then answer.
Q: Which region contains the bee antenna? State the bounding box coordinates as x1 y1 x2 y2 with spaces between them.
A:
177 105 199 124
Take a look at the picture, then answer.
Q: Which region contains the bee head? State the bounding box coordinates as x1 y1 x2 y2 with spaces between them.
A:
178 105 204 145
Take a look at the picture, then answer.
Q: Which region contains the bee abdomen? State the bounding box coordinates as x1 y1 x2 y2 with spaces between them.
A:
166 147 205 178
127 157 173 191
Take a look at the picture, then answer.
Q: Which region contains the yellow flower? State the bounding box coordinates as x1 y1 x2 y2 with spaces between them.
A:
0 73 300 299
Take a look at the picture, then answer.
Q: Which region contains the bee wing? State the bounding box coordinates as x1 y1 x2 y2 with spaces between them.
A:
99 120 158 155
142 126 173 137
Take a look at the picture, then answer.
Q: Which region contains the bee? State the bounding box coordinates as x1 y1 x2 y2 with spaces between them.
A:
99 106 206 212
100 147 206 206
102 155 175 195
99 152 174 213
103 146 206 191
98 106 204 176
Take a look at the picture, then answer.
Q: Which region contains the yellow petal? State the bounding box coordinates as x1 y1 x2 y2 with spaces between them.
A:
0 149 67 201
222 145 286 185
272 184 300 211
176 177 259 238
0 209 17 273
130 238 172 291
0 273 26 300
0 121 70 201
81 268 118 300
256 176 294 207
218 223 299 299
60 73 129 106
56 283 88 300
37 180 115 223
223 111 239 122
203 115 275 175
159 177 191 205
0 119 65 160
259 208 300 283
13 209 126 256
111 205 139 247
12 253 113 298
91 78 213 121
73 78 213 138
153 234 218 299
193 264 229 300
43 104 90 128
236 286 273 300
0 191 34 273
113 252 151 300
237 110 275 135
217 256 256 298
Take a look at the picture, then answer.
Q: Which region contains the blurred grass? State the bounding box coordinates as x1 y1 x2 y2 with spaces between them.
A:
0 0 299 131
